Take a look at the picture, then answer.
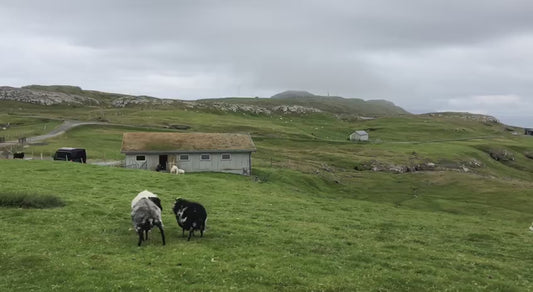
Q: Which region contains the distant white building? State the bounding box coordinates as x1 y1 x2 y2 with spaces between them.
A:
349 130 368 142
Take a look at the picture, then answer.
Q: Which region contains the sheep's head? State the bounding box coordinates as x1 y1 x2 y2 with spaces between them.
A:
172 198 188 214
148 197 163 211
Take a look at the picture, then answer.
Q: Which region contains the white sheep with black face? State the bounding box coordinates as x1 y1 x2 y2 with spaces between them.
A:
131 190 165 246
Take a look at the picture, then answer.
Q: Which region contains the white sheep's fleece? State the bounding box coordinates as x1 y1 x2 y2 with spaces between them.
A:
131 190 158 209
170 165 178 174
529 223 533 232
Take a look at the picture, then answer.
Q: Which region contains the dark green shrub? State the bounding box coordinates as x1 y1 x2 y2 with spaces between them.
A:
0 192 65 209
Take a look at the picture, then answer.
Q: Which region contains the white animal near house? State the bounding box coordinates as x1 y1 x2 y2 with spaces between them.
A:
170 165 185 175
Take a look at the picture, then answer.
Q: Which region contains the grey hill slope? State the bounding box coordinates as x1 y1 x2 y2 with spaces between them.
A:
1 85 408 117
0 86 100 106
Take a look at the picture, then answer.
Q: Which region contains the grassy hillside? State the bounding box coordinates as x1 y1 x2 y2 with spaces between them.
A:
1 161 532 291
15 85 409 117
201 90 409 116
1 101 533 290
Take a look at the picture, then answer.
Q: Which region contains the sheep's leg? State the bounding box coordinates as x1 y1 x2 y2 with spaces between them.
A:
155 222 166 245
182 228 185 237
199 223 205 237
137 230 144 246
144 230 149 240
188 229 193 241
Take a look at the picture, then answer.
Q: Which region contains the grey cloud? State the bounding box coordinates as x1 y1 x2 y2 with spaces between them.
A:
1 1 533 126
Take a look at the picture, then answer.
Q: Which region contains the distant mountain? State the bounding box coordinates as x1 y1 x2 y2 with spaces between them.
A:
0 85 410 117
271 90 316 99
268 90 410 116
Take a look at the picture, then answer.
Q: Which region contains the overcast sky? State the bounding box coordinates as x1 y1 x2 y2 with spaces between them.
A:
1 1 532 126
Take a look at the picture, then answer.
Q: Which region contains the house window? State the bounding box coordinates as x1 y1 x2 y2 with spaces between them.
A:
136 155 145 161
200 154 210 160
179 154 189 161
221 153 231 160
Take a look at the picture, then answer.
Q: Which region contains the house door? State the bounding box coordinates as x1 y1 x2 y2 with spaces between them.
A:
159 155 168 170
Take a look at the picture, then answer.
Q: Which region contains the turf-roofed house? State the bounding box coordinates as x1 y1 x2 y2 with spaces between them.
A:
121 132 256 175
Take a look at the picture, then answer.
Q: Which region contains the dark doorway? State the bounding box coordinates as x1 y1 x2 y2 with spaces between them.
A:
159 155 168 170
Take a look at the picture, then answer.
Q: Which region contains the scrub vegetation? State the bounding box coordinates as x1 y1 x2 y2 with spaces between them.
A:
0 101 532 291
0 191 65 209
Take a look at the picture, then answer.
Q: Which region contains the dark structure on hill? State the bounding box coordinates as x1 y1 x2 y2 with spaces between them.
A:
525 128 533 135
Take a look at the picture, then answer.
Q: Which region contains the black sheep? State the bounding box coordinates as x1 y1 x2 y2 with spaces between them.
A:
172 198 207 241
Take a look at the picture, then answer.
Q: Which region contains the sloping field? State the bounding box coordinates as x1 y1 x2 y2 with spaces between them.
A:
1 103 532 290
0 160 532 291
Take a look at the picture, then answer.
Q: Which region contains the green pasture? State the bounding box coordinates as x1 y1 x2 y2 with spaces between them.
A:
0 114 62 142
1 103 533 290
0 161 532 291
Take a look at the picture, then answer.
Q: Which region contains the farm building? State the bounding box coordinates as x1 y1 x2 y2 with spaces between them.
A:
349 130 369 141
121 132 256 175
525 128 533 136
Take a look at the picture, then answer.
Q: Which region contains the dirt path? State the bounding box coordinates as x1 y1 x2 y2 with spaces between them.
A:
0 120 109 148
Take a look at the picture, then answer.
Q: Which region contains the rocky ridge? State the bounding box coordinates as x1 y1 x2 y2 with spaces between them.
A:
423 112 499 124
110 95 179 108
0 86 100 106
0 86 323 114
186 101 322 115
0 85 407 117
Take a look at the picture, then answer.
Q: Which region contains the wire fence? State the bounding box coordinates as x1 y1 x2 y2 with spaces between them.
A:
0 148 124 167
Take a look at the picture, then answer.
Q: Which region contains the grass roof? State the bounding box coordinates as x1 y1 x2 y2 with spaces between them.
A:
121 132 256 153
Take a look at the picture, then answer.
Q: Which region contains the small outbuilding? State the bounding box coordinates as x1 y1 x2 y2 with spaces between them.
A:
349 130 369 142
525 128 533 136
121 132 256 175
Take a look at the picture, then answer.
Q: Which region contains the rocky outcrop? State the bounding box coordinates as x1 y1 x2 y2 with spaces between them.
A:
0 86 100 105
424 112 500 124
0 86 184 108
272 105 321 114
110 96 180 107
353 159 482 174
186 101 322 115
489 149 515 161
